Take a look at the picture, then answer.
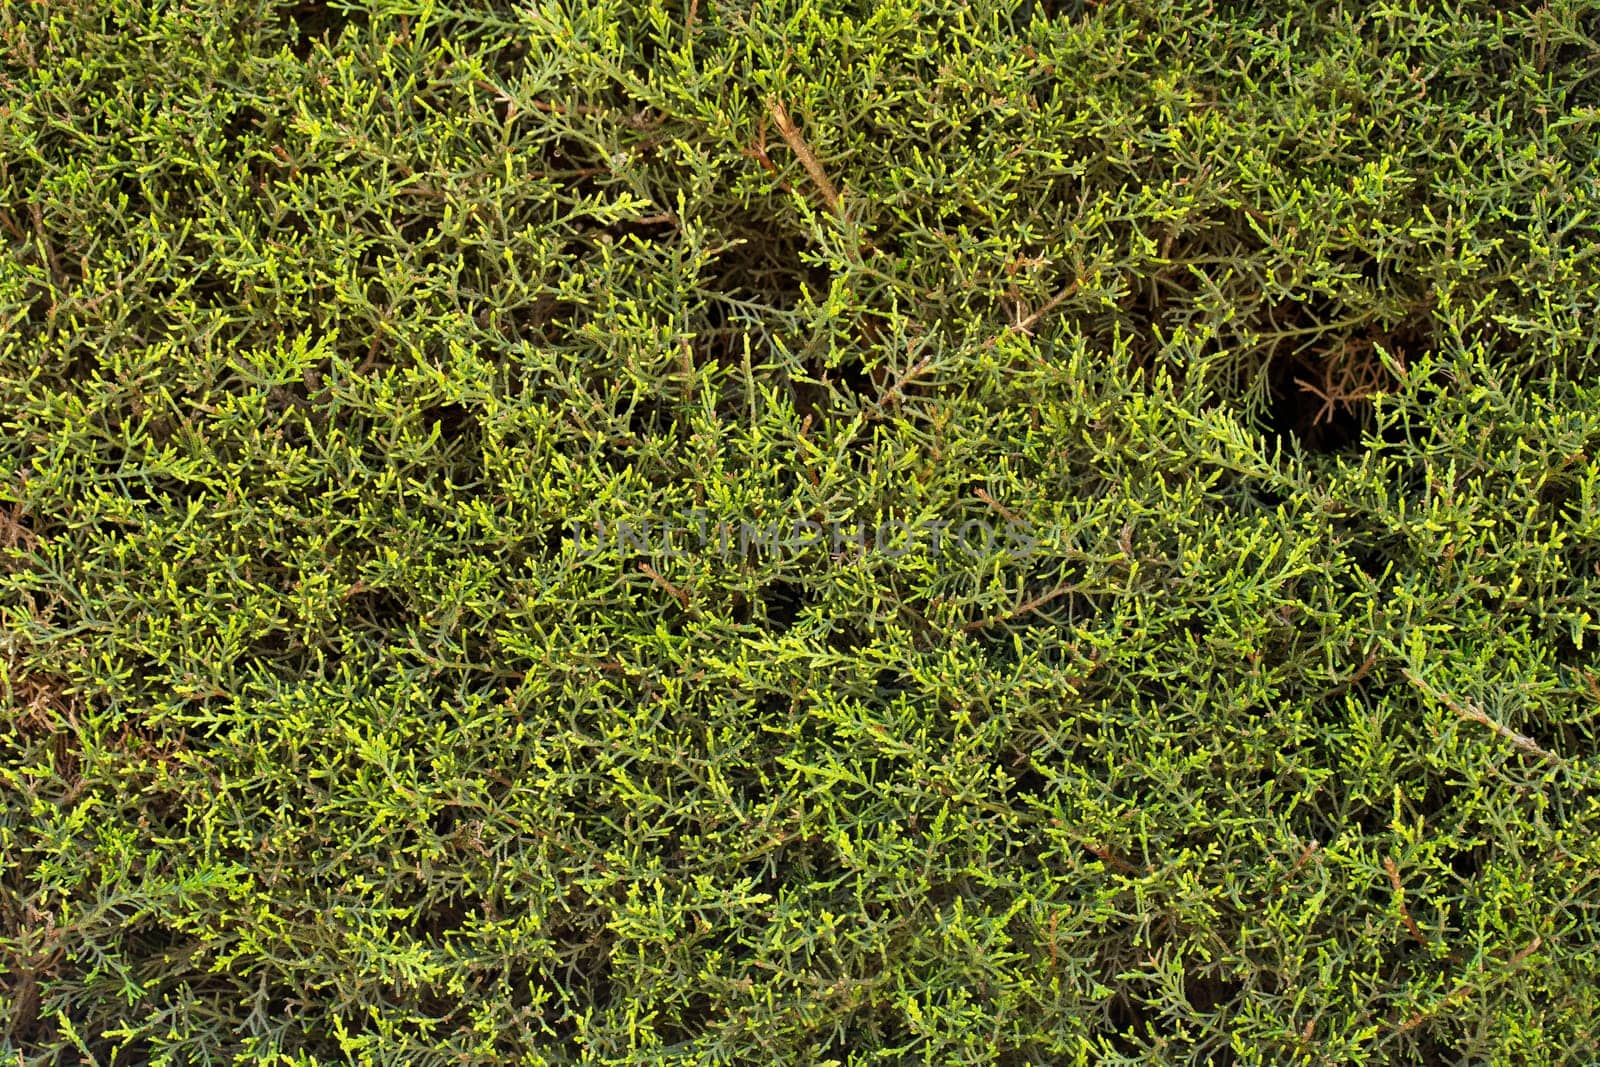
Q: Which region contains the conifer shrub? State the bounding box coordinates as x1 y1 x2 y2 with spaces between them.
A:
3 0 1600 1062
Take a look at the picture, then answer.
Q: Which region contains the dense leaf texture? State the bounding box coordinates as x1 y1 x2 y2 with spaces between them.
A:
3 0 1600 1063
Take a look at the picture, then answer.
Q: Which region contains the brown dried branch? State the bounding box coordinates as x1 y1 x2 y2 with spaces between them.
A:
973 487 1021 524
1011 277 1081 336
1403 669 1568 769
1295 338 1394 426
1383 857 1431 949
0 504 37 551
963 580 1078 633
638 562 690 611
28 202 64 289
766 98 841 216
1394 936 1543 1035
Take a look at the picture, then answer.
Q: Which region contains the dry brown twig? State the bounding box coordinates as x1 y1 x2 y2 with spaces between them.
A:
973 487 1021 524
29 202 64 290
766 98 841 216
978 276 1081 352
1383 857 1433 949
1403 669 1568 770
1011 277 1081 336
638 562 690 611
871 352 934 413
1287 841 1321 879
962 580 1078 633
1296 338 1394 426
0 505 37 551
1393 936 1543 1035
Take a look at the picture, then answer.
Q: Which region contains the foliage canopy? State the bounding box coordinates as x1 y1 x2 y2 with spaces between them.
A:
3 0 1600 1063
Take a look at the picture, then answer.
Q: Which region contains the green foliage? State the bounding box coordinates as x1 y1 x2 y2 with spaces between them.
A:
3 0 1600 1062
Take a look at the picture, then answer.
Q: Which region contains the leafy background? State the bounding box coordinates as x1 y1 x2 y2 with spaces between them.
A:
2 0 1599 1062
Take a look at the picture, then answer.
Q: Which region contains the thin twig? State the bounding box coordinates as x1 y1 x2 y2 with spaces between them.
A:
1287 841 1321 879
746 113 783 179
973 487 1021 524
1404 669 1567 769
1393 936 1542 1034
1346 649 1379 688
981 277 1081 351
638 562 689 611
0 505 37 551
524 98 605 116
963 580 1077 633
1011 277 1081 335
872 353 933 412
1383 857 1431 949
766 98 841 215
678 338 696 402
1050 821 1144 877
0 205 25 242
1083 841 1140 875
29 202 64 289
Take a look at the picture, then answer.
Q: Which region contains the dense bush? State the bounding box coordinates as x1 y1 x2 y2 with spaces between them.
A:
3 0 1600 1062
